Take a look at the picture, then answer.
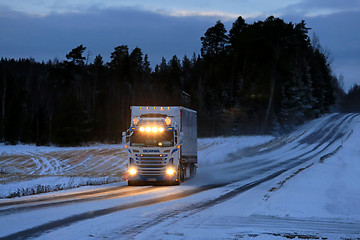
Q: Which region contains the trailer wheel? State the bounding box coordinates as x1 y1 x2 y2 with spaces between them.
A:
190 163 197 176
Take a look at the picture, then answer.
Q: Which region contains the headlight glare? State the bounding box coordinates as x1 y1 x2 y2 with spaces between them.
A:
129 168 137 175
166 167 175 176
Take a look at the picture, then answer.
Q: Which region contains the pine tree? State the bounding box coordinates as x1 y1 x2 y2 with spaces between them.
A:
66 45 86 65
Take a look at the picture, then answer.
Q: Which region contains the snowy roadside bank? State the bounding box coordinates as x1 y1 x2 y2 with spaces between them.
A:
0 176 122 198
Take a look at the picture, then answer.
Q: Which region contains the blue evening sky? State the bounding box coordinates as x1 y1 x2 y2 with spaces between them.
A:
0 0 359 91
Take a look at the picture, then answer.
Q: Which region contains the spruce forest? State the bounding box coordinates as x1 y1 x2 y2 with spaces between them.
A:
0 16 355 146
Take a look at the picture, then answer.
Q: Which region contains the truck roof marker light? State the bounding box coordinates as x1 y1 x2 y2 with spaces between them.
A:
146 107 149 110
146 127 151 132
125 145 127 148
167 107 170 110
177 145 181 148
160 107 164 110
140 107 142 110
159 127 164 132
140 126 145 132
153 107 156 110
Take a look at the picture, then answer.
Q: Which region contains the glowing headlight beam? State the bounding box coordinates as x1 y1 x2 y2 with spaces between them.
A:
129 168 137 175
146 127 151 132
159 127 164 132
152 127 158 132
166 168 175 175
140 126 145 132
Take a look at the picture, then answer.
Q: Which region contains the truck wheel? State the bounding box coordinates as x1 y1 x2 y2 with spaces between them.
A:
128 180 141 186
172 178 180 185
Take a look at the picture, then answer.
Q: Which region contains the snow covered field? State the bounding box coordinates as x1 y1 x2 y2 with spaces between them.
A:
0 144 127 198
0 113 359 239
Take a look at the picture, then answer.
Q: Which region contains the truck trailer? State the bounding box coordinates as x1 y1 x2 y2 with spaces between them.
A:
122 106 197 185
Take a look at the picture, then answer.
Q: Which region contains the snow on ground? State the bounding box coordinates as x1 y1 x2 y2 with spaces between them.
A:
1 113 360 240
197 135 274 166
0 176 121 198
257 116 360 220
0 144 127 198
0 143 121 155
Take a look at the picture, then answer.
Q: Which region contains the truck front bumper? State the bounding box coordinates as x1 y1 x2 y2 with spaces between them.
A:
127 174 177 182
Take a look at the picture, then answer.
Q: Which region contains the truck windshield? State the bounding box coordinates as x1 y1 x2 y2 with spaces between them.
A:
130 131 174 147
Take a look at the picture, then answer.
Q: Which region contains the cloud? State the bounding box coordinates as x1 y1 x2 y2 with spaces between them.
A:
0 4 359 91
154 9 263 21
0 7 217 65
0 0 302 21
279 0 360 17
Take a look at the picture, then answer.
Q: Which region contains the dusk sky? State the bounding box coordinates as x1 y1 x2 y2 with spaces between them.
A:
0 0 359 91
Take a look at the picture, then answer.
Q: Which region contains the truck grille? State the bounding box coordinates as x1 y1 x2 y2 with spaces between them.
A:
136 154 167 176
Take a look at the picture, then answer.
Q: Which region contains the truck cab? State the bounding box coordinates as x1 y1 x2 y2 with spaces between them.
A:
123 106 197 186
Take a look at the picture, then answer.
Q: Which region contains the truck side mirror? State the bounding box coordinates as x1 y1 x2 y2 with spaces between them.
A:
122 132 126 144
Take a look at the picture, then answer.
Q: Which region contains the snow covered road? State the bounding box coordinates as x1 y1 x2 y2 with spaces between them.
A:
0 113 359 239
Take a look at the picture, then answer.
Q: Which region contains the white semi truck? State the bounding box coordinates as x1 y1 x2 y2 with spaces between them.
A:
122 106 197 185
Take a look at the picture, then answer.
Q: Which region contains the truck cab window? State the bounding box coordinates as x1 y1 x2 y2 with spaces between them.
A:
130 131 174 147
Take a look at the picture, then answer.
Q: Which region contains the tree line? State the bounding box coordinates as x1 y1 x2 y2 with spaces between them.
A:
0 16 354 146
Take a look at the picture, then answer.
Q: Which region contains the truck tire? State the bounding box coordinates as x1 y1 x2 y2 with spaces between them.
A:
128 180 142 186
173 180 180 185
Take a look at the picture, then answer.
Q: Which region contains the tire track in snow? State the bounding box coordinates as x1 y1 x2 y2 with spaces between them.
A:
0 186 158 216
222 113 357 174
58 149 126 175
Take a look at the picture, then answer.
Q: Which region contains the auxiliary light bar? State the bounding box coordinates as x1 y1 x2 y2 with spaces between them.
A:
138 126 165 133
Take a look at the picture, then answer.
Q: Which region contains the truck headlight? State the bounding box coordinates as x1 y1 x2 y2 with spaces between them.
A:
129 168 137 175
166 167 176 176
